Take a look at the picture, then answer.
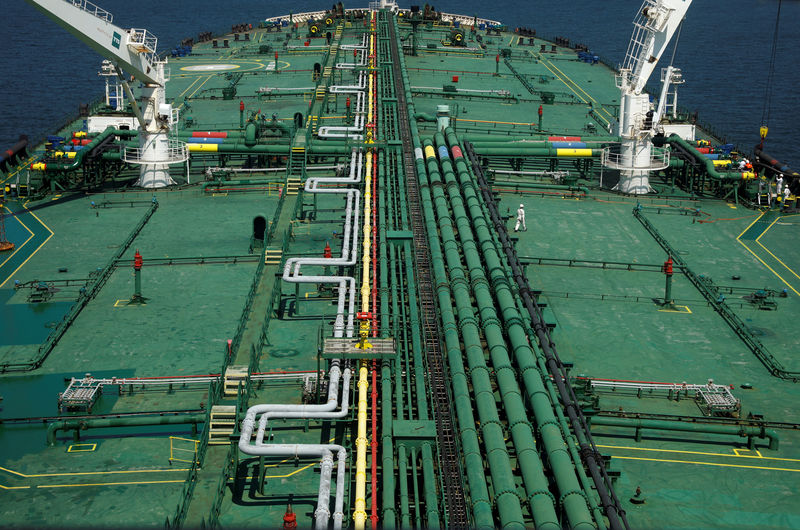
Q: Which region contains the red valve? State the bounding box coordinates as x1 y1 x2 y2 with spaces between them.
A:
282 505 297 529
134 250 143 271
356 312 373 321
239 100 245 112
324 242 332 259
538 105 543 116
346 97 351 108
496 54 500 63
662 257 673 276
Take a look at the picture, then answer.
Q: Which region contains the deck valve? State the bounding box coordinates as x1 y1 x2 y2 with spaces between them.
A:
355 311 373 349
129 250 148 305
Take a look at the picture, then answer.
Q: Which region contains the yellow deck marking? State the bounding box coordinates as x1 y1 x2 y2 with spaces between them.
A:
755 216 800 283
0 205 54 288
611 455 800 473
597 444 800 463
733 448 762 458
0 205 35 269
37 479 185 488
175 76 202 100
0 465 188 478
535 53 614 124
736 212 800 296
67 444 97 453
232 462 317 481
1 156 36 184
657 304 691 313
0 483 31 490
176 74 213 110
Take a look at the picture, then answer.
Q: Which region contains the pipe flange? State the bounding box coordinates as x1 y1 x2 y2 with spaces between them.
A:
503 315 525 331
470 497 493 511
558 489 588 507
492 363 516 378
440 321 459 334
527 489 556 505
537 418 561 435
449 276 470 291
493 487 523 503
469 275 491 292
507 417 534 432
457 315 479 333
435 279 451 291
459 427 480 441
479 419 506 432
519 364 543 379
578 445 602 464
468 365 492 382
479 315 501 330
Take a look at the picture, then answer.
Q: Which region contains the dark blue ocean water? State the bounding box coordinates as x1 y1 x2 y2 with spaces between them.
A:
1 0 798 168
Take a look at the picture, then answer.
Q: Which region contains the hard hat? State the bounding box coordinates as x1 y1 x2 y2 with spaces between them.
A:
779 173 784 177
519 204 524 208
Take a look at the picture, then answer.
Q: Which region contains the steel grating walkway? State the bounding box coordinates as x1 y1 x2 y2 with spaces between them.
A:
388 17 470 529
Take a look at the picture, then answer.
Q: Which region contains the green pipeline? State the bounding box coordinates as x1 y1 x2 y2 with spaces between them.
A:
395 15 495 528
590 416 779 451
416 143 522 529
441 129 598 529
46 413 205 446
424 137 562 529
464 145 603 157
35 127 137 172
461 134 620 143
658 134 744 181
190 143 352 155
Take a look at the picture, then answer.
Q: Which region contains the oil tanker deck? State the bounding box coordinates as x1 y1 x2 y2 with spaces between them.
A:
0 1 799 528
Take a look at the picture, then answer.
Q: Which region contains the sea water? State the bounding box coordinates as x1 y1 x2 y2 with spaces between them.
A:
1 0 797 169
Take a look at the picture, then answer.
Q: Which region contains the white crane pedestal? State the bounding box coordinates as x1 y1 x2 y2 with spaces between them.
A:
123 132 188 188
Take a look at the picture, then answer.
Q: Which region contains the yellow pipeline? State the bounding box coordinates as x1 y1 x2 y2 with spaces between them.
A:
556 148 592 157
353 13 376 530
187 143 218 152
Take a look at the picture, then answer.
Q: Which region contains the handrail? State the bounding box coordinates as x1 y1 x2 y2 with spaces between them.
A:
65 0 112 23
0 200 158 373
633 206 800 381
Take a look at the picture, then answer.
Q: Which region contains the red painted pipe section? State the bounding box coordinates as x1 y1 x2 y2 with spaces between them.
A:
191 131 229 138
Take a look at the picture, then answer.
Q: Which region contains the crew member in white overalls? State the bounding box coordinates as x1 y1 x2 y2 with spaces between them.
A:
515 204 526 232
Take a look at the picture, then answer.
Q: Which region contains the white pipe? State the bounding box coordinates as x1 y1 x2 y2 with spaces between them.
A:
319 74 367 139
282 148 363 337
239 368 351 530
238 53 368 530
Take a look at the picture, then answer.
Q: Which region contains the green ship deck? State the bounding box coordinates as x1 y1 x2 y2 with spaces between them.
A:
1 4 799 529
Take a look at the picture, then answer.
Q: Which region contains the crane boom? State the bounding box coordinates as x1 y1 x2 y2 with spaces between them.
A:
606 0 693 195
622 0 691 95
25 0 162 86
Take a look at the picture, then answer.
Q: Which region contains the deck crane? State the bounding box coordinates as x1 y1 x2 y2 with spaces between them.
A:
26 0 187 188
606 0 692 194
